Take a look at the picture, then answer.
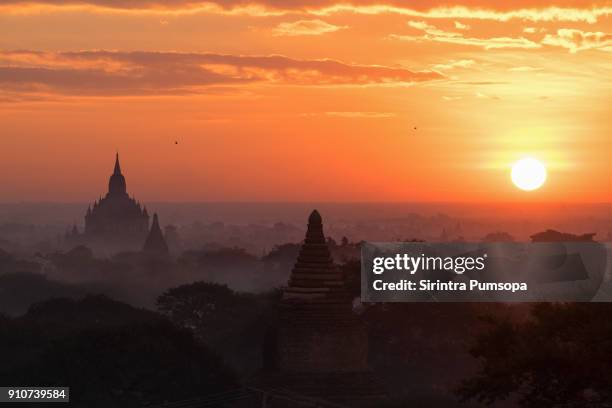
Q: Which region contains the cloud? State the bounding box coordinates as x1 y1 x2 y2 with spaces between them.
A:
394 21 541 49
454 21 470 30
0 50 443 98
398 21 610 52
432 59 475 71
273 19 347 36
475 91 500 100
0 1 610 23
542 28 611 52
508 65 542 71
291 4 611 24
407 20 438 31
0 52 249 97
523 26 547 33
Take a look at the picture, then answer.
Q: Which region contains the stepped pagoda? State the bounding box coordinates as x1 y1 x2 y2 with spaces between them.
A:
261 210 383 406
82 153 150 253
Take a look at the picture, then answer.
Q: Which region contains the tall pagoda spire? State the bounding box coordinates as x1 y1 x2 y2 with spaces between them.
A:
107 152 127 197
113 152 122 175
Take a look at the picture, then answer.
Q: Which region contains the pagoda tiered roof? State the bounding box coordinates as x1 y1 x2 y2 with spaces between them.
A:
281 210 354 325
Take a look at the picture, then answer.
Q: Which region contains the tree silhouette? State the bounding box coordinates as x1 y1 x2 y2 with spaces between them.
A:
7 322 236 407
0 273 99 316
0 296 237 407
157 282 280 377
157 282 262 345
458 303 612 407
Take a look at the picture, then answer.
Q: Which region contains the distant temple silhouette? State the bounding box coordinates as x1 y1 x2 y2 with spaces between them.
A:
531 229 596 242
67 154 167 255
143 213 169 257
260 210 383 405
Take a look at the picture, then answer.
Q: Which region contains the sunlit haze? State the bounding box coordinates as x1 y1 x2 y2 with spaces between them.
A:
1 0 610 202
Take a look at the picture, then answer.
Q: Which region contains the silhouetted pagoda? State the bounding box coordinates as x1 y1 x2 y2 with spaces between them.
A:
260 210 383 406
83 153 150 253
143 213 169 257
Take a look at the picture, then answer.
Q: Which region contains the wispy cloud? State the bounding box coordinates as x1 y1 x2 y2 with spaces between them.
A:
508 65 542 71
273 19 347 36
432 59 475 71
0 50 443 99
314 4 611 24
542 29 611 52
396 20 611 52
394 21 541 50
454 21 470 30
0 2 610 24
475 91 500 100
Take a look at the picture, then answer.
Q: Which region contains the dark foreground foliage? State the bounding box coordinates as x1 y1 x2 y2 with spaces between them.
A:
0 295 237 408
458 302 612 407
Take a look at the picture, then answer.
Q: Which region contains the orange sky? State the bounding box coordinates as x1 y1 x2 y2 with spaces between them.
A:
0 0 610 202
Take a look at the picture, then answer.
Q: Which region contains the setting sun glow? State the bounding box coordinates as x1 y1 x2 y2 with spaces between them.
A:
0 0 610 202
511 158 547 192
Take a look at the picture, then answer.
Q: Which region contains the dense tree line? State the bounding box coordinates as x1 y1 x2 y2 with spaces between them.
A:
0 296 237 407
458 302 612 407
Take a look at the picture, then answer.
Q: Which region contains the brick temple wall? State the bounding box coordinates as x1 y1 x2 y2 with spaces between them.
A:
276 323 368 372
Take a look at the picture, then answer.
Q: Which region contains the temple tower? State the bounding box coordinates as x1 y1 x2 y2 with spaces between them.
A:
262 210 383 405
83 153 150 253
277 209 367 372
143 213 169 257
108 153 127 197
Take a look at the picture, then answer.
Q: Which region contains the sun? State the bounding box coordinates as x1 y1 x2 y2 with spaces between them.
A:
511 157 547 191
